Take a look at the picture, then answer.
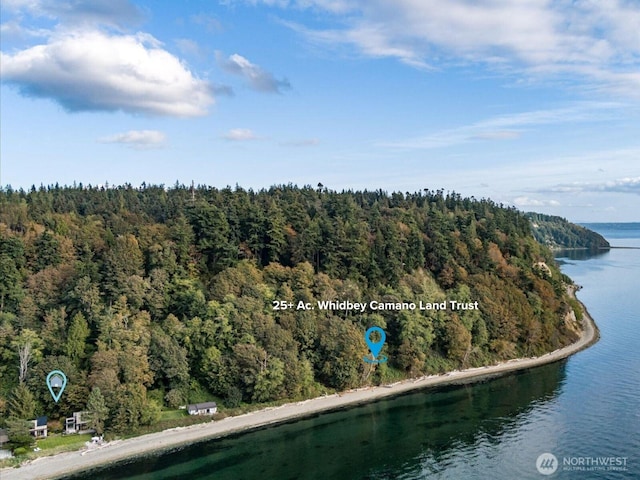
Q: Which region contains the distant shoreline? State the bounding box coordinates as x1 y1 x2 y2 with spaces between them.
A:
551 246 610 251
553 245 640 250
1 290 599 480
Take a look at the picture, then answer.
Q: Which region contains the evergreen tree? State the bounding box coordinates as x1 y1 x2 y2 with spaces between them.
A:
85 387 109 435
65 313 90 365
6 417 34 450
8 383 36 420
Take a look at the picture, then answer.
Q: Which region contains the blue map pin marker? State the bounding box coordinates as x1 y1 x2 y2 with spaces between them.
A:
364 327 387 364
46 370 67 403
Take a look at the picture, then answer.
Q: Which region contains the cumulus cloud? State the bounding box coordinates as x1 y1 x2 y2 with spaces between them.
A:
0 29 215 116
217 52 291 93
259 0 640 96
222 128 259 141
98 130 167 149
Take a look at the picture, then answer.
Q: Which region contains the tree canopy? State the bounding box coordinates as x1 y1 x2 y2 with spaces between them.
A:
526 212 610 250
0 183 584 436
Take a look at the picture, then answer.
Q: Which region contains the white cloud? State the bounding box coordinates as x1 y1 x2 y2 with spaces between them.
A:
379 102 623 149
217 52 291 93
513 196 561 207
190 13 223 33
469 131 521 141
0 20 51 40
1 0 43 11
280 138 320 147
2 0 143 27
222 128 259 141
175 38 203 57
540 176 640 195
0 29 215 116
263 0 640 96
98 130 167 149
606 177 640 194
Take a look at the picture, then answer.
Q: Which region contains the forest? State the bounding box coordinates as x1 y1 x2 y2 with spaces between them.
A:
0 184 584 442
526 212 610 250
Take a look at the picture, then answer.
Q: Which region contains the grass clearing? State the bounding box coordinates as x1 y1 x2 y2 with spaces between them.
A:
37 433 93 450
160 409 187 421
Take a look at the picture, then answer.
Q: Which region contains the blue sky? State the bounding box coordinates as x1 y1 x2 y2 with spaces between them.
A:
1 0 639 221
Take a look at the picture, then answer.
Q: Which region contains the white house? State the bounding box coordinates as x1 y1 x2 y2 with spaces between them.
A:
187 402 217 415
65 411 91 434
29 417 47 438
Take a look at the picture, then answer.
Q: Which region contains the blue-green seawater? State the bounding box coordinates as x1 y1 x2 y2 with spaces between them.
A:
66 224 640 479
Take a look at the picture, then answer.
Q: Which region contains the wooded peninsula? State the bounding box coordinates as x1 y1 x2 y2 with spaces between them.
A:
526 212 610 250
0 184 587 450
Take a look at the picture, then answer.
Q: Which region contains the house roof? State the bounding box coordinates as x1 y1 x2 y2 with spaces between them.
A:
187 402 217 410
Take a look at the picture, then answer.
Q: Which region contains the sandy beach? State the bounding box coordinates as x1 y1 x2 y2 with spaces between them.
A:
1 293 598 480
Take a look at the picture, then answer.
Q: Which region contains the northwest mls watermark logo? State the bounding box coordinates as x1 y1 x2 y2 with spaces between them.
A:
536 453 558 475
536 452 629 475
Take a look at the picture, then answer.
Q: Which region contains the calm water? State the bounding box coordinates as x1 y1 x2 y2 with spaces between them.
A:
67 224 640 480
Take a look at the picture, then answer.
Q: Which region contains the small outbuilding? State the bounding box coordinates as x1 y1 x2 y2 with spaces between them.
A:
187 402 217 415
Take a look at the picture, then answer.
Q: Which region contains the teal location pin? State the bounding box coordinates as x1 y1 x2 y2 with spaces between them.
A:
364 327 388 364
46 370 67 403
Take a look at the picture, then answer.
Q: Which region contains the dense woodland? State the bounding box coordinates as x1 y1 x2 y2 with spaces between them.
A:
0 184 584 441
526 212 610 250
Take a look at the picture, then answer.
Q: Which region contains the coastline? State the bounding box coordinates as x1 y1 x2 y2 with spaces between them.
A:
1 292 599 480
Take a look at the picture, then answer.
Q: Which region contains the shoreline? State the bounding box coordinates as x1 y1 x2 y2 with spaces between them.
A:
1 291 599 480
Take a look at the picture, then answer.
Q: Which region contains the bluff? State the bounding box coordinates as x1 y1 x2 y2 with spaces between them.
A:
526 212 610 250
0 185 584 434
